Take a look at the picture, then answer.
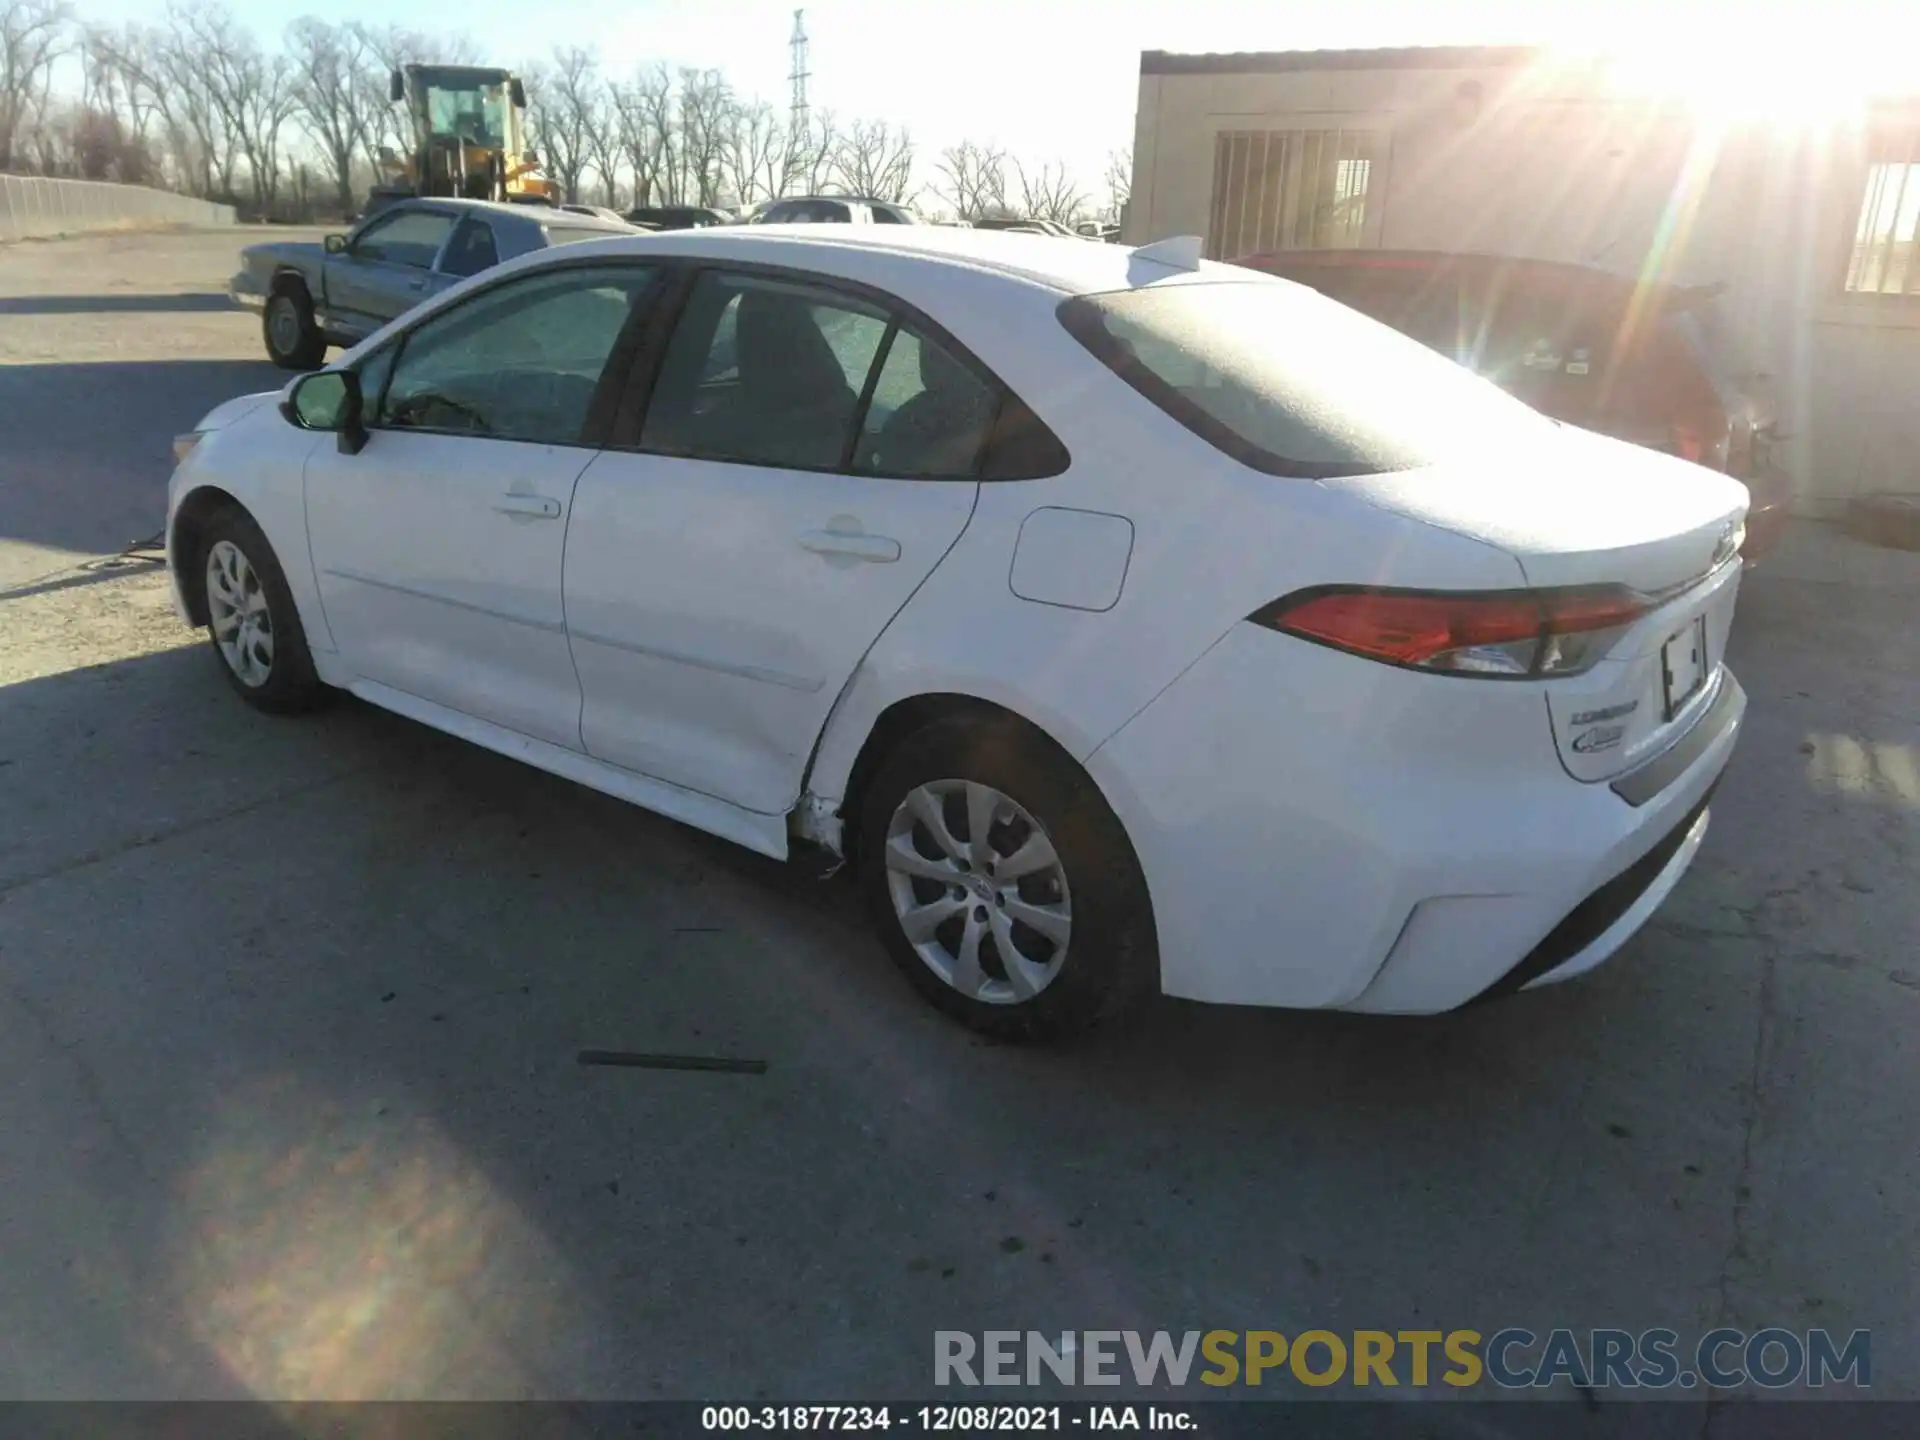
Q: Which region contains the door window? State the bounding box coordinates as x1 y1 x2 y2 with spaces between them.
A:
641 272 890 470
438 217 500 278
854 328 1000 478
351 209 457 269
377 265 654 444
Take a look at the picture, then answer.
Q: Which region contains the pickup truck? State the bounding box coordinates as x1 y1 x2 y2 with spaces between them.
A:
228 196 634 369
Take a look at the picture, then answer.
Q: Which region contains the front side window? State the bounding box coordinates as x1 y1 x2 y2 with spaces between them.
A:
353 209 456 269
377 265 654 444
1060 280 1550 478
641 272 889 470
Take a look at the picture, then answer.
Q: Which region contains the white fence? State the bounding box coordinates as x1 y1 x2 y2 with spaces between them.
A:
0 175 237 242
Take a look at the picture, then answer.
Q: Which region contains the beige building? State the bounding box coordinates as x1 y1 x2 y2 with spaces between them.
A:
1125 46 1920 511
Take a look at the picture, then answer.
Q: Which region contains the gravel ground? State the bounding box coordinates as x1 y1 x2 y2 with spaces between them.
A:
2 229 1917 1419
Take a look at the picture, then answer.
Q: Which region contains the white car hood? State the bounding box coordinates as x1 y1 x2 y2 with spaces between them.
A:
193 389 282 433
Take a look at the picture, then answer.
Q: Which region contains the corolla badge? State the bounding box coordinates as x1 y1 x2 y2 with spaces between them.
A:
1572 724 1627 754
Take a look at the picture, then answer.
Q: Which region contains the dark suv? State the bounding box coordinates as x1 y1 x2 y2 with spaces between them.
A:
1237 250 1789 559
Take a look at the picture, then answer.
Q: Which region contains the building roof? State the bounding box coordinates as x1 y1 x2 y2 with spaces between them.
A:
1139 46 1542 76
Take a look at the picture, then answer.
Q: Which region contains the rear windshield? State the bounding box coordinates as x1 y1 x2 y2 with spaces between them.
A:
1058 281 1551 478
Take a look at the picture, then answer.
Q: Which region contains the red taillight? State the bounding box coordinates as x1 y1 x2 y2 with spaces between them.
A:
1252 586 1647 678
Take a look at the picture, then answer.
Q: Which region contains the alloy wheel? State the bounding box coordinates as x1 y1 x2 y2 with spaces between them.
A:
206 539 275 688
266 296 302 357
882 778 1072 1004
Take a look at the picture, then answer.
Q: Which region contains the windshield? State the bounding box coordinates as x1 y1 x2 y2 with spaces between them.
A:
1059 279 1551 478
425 84 510 148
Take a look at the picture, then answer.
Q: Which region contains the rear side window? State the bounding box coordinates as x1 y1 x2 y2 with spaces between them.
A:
439 218 499 278
1058 281 1549 478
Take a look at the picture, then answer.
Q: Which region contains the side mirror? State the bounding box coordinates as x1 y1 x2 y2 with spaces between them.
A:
324 233 348 255
282 370 367 454
389 68 405 104
509 76 527 109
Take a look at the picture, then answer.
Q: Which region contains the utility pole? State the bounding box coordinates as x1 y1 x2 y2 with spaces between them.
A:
788 8 811 193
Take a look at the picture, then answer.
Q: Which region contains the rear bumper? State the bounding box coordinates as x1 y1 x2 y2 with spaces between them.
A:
1086 622 1746 1015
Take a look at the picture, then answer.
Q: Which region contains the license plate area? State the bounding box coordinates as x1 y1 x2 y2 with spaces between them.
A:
1661 617 1709 721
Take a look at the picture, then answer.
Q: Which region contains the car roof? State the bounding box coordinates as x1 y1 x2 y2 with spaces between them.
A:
387 197 631 233
519 224 1242 296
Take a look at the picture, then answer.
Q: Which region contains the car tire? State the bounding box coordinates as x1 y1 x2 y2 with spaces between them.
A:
856 714 1158 1041
264 285 326 371
198 506 331 715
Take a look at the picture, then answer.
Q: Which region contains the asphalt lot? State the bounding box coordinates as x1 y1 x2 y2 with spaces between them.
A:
2 228 1917 1418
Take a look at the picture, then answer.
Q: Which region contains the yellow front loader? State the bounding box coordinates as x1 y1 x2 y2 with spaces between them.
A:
366 63 558 214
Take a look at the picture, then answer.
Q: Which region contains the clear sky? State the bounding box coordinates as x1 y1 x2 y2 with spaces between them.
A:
69 0 1901 200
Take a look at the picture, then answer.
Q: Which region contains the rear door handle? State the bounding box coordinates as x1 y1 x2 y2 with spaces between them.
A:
798 529 900 563
494 493 562 519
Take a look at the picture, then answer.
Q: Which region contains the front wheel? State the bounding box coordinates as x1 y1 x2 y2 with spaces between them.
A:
199 507 330 714
856 716 1158 1041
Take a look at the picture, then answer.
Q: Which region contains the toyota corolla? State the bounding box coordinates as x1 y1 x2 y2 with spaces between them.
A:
165 225 1747 1039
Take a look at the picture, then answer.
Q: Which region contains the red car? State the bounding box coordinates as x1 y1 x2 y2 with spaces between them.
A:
1236 250 1790 560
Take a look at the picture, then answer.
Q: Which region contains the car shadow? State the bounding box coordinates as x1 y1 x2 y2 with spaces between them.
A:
0 294 240 315
0 359 285 562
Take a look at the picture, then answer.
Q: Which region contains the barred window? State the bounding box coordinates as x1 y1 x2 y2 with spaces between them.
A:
1845 129 1920 296
1205 129 1376 262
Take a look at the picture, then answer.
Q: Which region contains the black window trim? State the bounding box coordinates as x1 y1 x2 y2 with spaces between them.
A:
348 256 668 450
602 256 1069 482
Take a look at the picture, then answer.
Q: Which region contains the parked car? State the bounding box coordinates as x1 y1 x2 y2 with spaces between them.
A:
748 196 918 225
170 228 1746 1040
625 205 731 230
1076 221 1122 243
1236 249 1790 559
229 197 633 369
560 203 637 226
972 216 1079 238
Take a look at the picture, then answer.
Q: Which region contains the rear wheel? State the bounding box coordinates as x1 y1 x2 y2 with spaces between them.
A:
264 285 326 370
856 716 1157 1041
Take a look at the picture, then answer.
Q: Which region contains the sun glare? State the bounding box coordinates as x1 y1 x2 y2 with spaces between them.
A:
1600 20 1885 126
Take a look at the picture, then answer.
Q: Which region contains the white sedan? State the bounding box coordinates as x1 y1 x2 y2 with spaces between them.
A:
165 225 1749 1039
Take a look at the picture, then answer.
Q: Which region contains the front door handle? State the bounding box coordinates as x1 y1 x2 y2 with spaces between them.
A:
798 529 900 563
494 493 562 519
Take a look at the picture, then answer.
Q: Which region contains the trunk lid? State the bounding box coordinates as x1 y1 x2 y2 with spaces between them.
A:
1333 424 1748 594
1332 424 1749 782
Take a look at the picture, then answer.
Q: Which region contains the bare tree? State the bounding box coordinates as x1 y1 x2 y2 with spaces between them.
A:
610 62 672 207
1 0 72 171
286 18 378 214
722 97 786 207
581 75 622 207
526 46 595 203
934 139 1005 221
675 67 732 206
1012 157 1086 226
1103 146 1131 224
830 117 912 201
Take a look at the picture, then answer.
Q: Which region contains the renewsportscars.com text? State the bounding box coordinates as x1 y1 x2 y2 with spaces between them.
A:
935 1328 1870 1390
